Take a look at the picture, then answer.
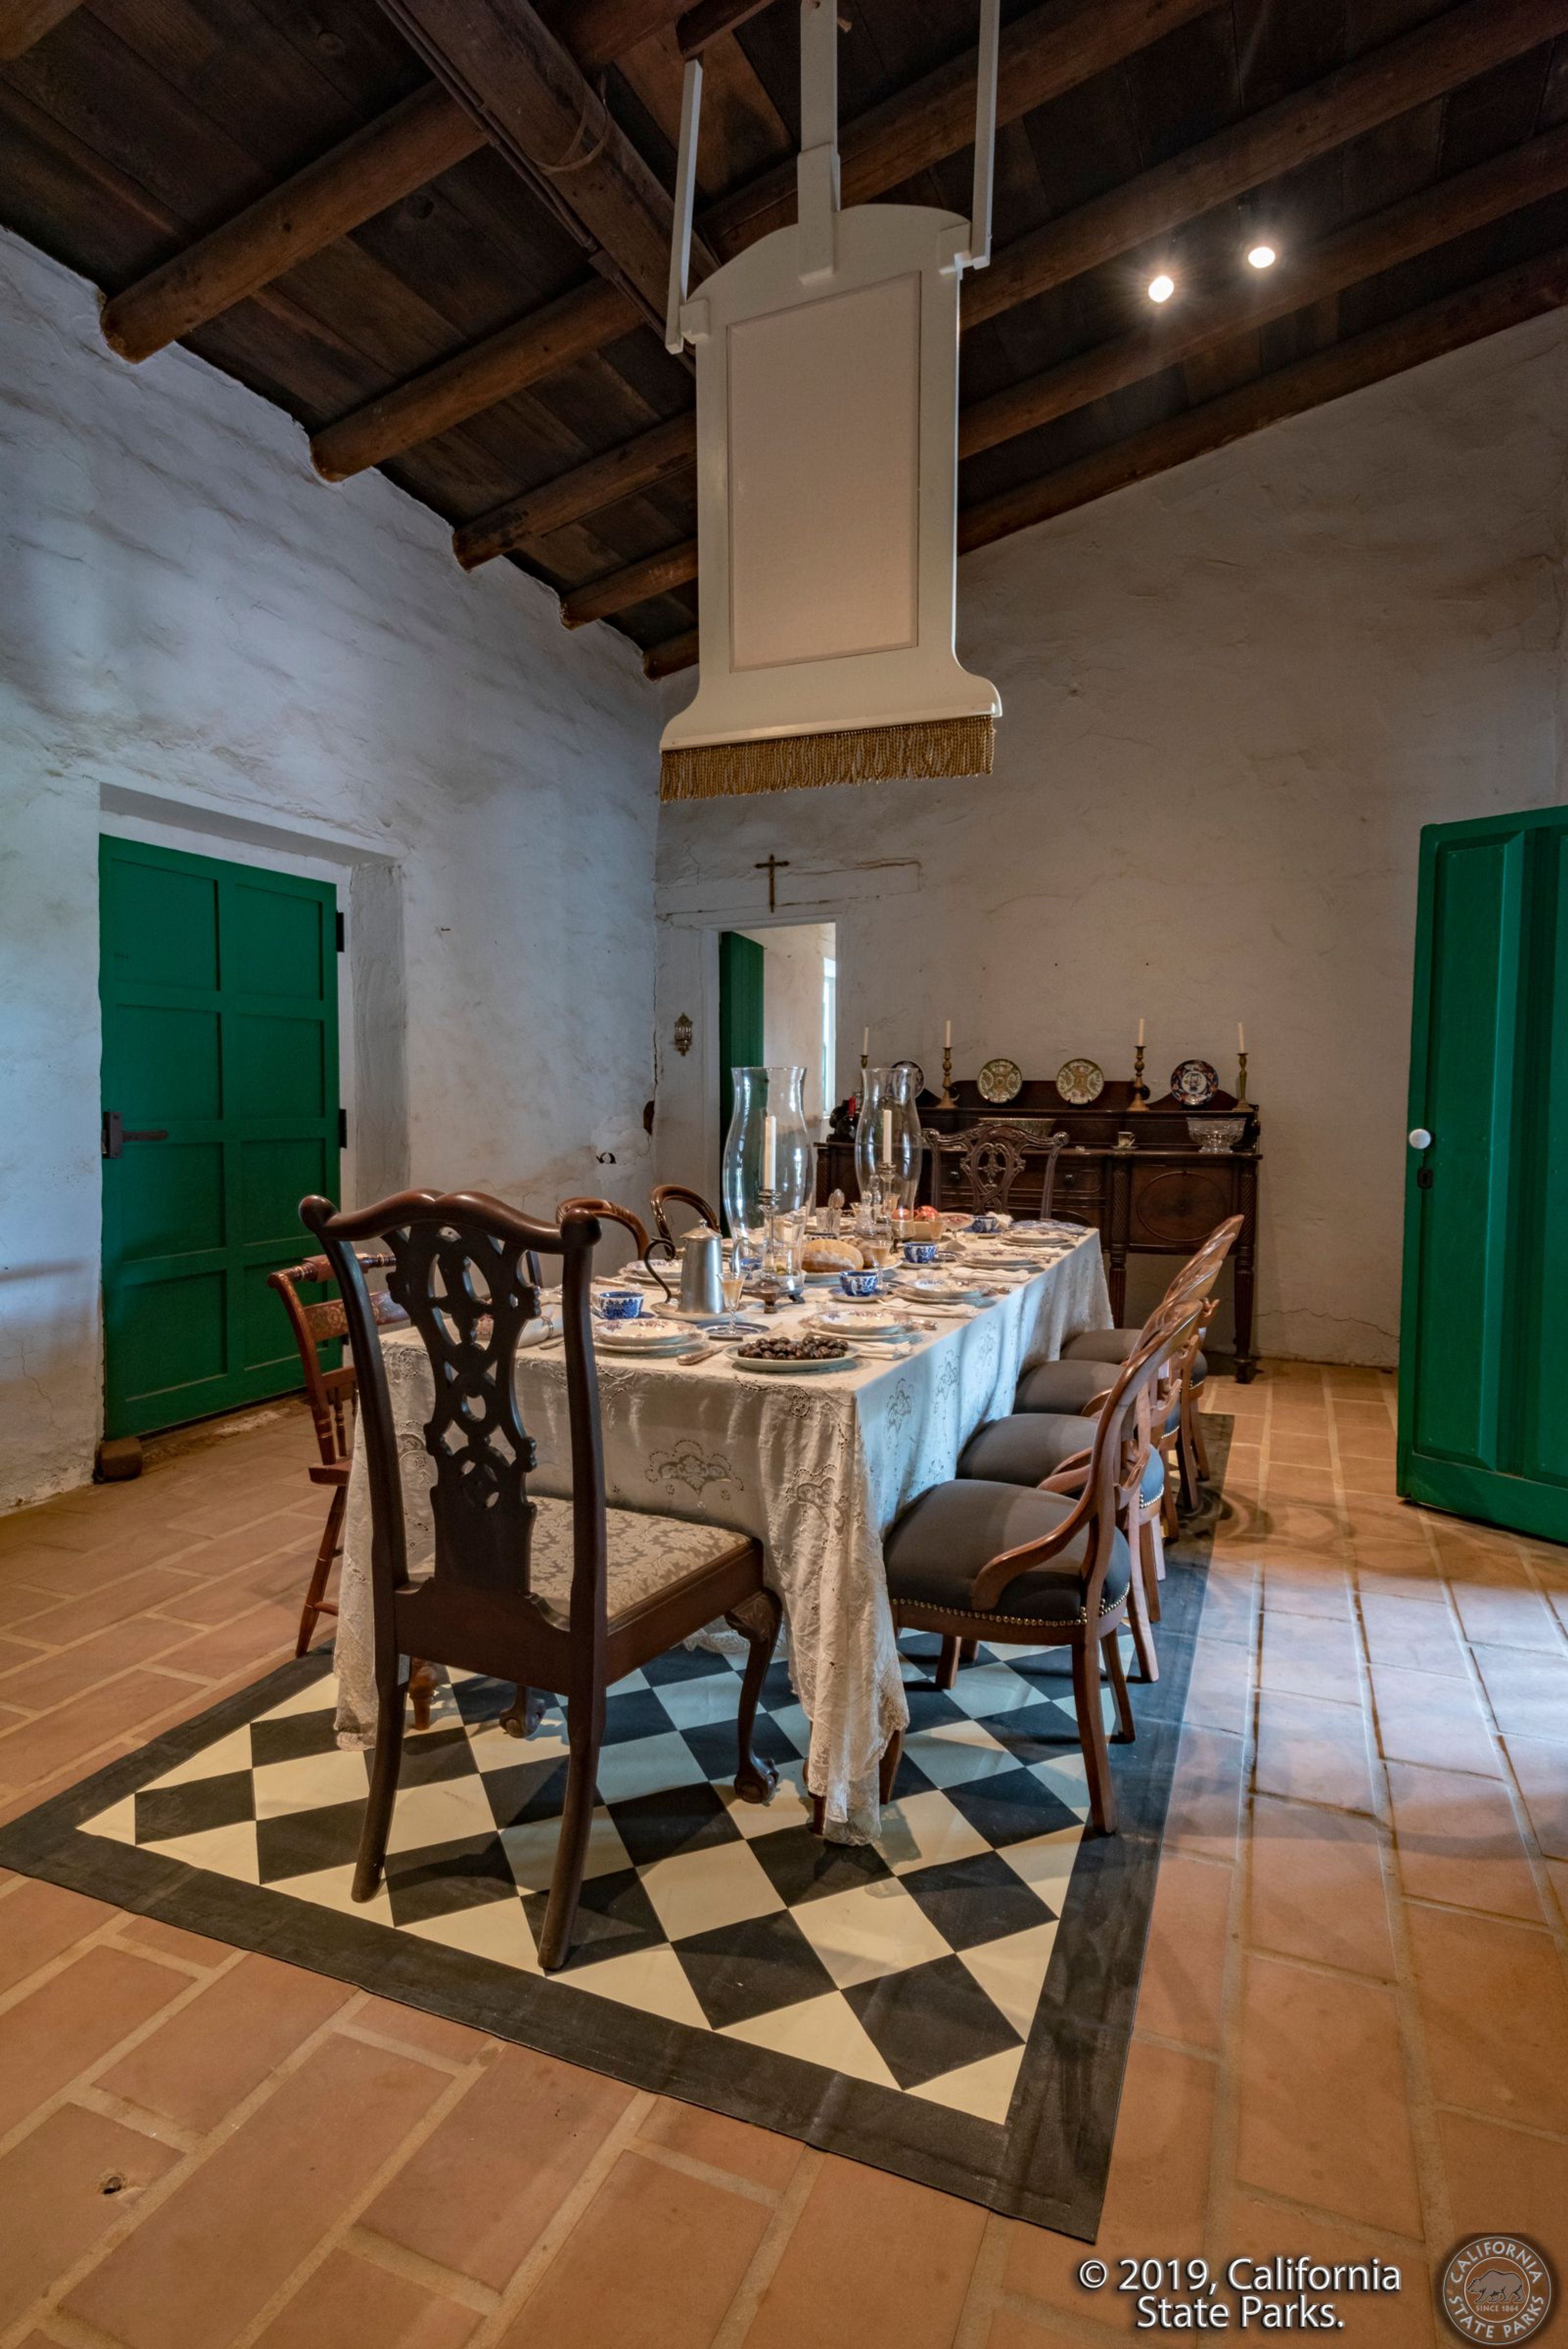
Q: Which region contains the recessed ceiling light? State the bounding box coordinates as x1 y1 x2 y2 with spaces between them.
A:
1247 242 1278 269
1147 272 1175 304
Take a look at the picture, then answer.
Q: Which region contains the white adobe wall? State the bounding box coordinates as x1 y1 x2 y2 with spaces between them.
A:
0 231 665 1510
655 307 1568 1365
737 922 835 1126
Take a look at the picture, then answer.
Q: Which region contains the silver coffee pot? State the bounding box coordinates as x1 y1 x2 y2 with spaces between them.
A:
678 1225 725 1317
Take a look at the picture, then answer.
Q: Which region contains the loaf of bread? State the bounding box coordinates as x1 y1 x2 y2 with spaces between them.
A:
801 1238 864 1272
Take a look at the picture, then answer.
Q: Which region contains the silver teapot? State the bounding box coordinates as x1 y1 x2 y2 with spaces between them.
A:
677 1225 725 1317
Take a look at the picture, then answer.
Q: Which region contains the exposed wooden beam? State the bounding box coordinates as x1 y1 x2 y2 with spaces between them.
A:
376 0 709 322
444 0 1568 561
676 0 782 62
311 278 637 479
643 627 700 679
551 0 695 71
701 0 1220 260
958 243 1568 555
100 87 486 363
0 0 82 62
641 239 1568 676
964 0 1568 330
312 0 1214 482
561 536 699 624
452 411 697 565
960 120 1568 456
581 131 1568 631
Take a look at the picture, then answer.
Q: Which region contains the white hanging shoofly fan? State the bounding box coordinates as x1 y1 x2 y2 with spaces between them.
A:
658 0 1002 802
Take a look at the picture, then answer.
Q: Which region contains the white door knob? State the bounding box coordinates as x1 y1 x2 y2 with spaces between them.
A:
1408 1127 1432 1150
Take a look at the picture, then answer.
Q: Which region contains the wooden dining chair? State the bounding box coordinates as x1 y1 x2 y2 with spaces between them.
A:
267 1249 395 1658
301 1188 782 1973
649 1182 719 1251
883 1318 1189 1833
556 1195 672 1294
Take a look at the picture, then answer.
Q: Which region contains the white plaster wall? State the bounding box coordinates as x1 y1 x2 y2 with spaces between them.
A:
0 231 664 1508
655 308 1568 1365
738 922 834 1126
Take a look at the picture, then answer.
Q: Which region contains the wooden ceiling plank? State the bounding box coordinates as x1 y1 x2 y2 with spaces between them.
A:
548 0 699 73
560 533 699 622
957 238 1568 552
311 277 636 473
959 117 1568 453
374 0 708 320
453 410 696 562
702 0 1221 258
642 625 701 677
966 0 1568 328
99 83 486 358
0 0 83 63
676 0 782 62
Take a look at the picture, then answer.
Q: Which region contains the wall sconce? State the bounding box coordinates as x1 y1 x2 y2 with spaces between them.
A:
673 1013 694 1057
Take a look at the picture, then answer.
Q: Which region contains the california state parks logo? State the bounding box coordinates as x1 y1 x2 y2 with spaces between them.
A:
1440 2238 1553 2343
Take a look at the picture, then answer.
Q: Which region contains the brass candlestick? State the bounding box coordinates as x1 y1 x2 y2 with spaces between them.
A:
1236 1050 1250 1108
938 1042 956 1108
1129 1042 1150 1111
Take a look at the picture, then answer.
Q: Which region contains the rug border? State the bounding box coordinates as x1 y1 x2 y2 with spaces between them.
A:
0 1424 1229 2241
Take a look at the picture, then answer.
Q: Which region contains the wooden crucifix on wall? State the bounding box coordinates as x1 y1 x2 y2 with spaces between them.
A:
755 854 790 910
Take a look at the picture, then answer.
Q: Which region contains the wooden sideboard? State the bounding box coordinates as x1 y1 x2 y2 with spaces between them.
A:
815 1078 1261 1380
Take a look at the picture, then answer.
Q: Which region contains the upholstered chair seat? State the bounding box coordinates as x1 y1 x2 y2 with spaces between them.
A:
883 1480 1131 1625
1062 1325 1209 1385
959 1412 1165 1506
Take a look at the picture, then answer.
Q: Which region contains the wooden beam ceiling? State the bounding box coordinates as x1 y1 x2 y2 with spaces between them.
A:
0 0 79 64
304 0 1218 483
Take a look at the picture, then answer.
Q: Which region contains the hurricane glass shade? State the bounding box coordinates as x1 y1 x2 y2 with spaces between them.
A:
722 1065 815 1238
855 1063 922 1207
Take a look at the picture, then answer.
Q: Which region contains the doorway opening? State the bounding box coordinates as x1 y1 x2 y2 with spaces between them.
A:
717 921 838 1163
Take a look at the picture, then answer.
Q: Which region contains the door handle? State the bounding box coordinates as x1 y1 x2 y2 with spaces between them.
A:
102 1113 170 1159
1408 1128 1432 1150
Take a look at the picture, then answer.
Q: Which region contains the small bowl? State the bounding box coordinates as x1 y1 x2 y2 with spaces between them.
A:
1186 1115 1244 1155
902 1240 939 1265
597 1289 645 1320
838 1269 882 1298
968 1213 1002 1235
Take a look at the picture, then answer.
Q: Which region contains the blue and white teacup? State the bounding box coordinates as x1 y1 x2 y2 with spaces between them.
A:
969 1214 1002 1235
902 1240 939 1265
597 1289 644 1320
838 1268 882 1298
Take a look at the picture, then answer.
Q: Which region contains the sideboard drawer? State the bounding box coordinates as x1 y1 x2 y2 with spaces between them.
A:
1127 1160 1241 1248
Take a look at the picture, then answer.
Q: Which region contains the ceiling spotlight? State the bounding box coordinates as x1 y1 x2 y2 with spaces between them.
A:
1147 272 1175 304
1247 241 1278 269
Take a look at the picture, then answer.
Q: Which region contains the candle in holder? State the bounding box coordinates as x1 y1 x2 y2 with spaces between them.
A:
862 1026 870 1058
944 1019 952 1047
881 1106 893 1162
1137 1016 1145 1046
762 1112 777 1189
1238 1022 1246 1052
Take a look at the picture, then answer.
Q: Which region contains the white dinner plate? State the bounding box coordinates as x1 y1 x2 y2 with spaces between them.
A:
735 1349 859 1375
807 1309 915 1341
592 1325 690 1355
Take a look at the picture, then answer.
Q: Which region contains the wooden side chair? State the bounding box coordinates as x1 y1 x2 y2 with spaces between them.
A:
557 1195 671 1294
267 1249 396 1658
301 1188 782 1973
649 1182 719 1251
884 1318 1190 1833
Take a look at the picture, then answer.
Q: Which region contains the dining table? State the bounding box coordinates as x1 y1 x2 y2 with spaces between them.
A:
333 1227 1112 1840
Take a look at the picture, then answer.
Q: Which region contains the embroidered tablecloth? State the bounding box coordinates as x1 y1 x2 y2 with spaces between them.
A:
334 1232 1111 1838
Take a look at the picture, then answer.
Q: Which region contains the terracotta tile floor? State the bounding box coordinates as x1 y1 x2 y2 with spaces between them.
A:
0 1365 1565 2349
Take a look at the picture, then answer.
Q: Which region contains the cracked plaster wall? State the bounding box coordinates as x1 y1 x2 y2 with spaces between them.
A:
654 307 1568 1366
0 232 665 1509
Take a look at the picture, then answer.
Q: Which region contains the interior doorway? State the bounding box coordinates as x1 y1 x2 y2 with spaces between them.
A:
718 922 838 1159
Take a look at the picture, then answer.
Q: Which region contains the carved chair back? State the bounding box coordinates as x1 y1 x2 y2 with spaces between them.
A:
649 1182 719 1251
974 1303 1201 1618
267 1250 395 1470
956 1120 1029 1213
1036 1133 1069 1219
557 1195 672 1296
300 1191 609 1697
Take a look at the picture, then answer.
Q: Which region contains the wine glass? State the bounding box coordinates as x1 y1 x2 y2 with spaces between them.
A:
720 1243 747 1327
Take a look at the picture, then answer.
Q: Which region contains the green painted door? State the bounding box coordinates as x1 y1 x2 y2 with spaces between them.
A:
1398 804 1568 1542
99 837 341 1438
717 930 765 1178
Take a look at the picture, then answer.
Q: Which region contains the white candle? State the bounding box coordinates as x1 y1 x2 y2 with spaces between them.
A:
762 1113 777 1188
881 1107 893 1162
862 1026 870 1058
1238 1022 1246 1052
944 1019 952 1048
1137 1016 1145 1046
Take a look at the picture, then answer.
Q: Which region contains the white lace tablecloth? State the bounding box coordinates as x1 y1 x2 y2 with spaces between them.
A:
334 1232 1110 1839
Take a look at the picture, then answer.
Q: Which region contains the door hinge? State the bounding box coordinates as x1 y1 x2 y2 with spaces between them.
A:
335 911 345 953
337 1108 347 1150
1417 1165 1434 1190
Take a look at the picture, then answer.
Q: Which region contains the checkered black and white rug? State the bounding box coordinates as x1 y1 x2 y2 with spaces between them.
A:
0 1439 1224 2238
80 1639 1100 2122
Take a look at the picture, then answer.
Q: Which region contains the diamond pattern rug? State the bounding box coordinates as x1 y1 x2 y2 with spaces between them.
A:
0 1429 1227 2238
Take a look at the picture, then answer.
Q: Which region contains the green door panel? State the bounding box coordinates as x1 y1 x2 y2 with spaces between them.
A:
1399 805 1568 1543
717 931 766 1207
100 836 340 1438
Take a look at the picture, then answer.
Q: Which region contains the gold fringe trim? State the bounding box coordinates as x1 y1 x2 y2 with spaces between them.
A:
659 715 995 802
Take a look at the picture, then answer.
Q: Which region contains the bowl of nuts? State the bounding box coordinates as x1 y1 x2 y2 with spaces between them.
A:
735 1334 854 1375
